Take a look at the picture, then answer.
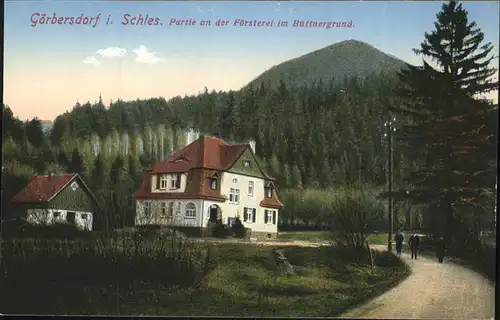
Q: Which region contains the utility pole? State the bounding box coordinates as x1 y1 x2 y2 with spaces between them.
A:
386 117 395 251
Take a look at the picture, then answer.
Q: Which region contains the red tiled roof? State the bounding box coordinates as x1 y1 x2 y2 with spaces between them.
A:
133 136 280 206
11 174 77 204
151 136 248 173
260 198 284 209
132 169 226 201
260 184 284 209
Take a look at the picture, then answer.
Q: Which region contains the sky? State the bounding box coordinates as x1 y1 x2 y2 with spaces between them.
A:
3 0 499 121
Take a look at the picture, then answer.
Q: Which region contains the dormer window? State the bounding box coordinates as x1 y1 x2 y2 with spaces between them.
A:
160 175 168 189
210 177 217 190
171 173 181 189
265 187 273 198
209 172 219 190
244 160 252 168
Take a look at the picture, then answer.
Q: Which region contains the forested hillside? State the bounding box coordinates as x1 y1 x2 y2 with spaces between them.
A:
2 71 415 229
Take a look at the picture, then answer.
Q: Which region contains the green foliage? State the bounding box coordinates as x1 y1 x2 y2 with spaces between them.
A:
279 187 387 232
69 147 84 175
212 220 230 238
392 0 498 248
232 217 246 238
326 186 386 249
0 230 212 293
24 118 44 148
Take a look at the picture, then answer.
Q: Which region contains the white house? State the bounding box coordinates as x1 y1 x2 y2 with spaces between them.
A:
132 135 284 239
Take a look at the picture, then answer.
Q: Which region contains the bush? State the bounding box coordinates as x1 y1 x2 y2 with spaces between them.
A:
0 229 212 289
279 189 333 228
278 186 388 231
232 217 246 238
212 220 230 238
326 186 386 249
373 251 401 267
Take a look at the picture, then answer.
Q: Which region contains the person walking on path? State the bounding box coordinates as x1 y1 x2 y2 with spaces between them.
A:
409 234 420 259
436 237 445 263
394 231 404 255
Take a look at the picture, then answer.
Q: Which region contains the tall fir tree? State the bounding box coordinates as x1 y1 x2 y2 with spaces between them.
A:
393 0 498 246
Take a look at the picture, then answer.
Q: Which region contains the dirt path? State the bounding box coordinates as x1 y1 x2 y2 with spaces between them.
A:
341 245 495 320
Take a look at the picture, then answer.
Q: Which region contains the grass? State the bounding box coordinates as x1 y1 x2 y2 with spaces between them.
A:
278 230 332 242
278 230 390 245
0 240 410 316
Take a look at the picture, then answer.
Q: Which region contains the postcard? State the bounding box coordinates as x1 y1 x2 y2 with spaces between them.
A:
1 0 497 318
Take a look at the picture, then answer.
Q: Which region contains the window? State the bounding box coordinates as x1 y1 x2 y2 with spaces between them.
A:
264 210 276 224
185 202 196 219
162 202 167 215
248 181 254 197
81 213 88 220
228 217 236 226
53 211 61 218
144 202 151 217
70 181 78 191
243 208 256 223
244 160 252 168
171 174 181 189
265 187 273 198
168 202 174 218
229 188 240 204
175 202 181 215
160 175 168 189
210 178 217 190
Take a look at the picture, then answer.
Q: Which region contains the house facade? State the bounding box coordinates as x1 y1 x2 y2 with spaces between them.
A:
10 173 99 231
132 135 283 239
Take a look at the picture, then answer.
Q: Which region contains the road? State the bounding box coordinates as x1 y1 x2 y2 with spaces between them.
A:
341 245 495 320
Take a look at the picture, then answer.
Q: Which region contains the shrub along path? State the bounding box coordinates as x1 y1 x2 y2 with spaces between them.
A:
340 245 495 319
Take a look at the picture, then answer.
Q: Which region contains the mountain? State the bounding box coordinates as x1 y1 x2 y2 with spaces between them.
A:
244 39 408 89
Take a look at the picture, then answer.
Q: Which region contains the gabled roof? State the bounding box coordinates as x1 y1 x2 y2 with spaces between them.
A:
260 181 284 209
132 169 226 201
10 173 99 208
150 136 269 177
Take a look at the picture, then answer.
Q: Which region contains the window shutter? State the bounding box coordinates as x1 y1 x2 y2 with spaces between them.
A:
175 175 181 188
252 208 256 223
244 207 248 222
264 210 268 223
156 175 161 189
272 211 276 224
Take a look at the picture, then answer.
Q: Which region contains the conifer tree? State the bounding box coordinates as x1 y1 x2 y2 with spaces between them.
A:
393 0 498 246
70 148 84 175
